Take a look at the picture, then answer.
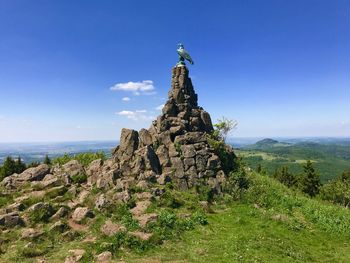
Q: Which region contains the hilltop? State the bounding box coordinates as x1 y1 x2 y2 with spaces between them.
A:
0 67 349 263
246 138 291 150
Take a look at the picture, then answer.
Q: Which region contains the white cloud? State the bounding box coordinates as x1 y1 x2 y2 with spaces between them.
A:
110 80 156 95
122 97 131 101
156 104 164 110
116 110 154 121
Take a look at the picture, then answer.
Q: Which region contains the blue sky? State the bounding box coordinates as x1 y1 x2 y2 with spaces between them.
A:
0 0 349 142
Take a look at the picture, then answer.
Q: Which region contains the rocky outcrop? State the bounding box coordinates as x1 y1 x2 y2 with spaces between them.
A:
112 66 235 192
0 66 235 236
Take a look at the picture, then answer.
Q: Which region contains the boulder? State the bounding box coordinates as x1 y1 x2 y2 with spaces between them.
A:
100 220 126 236
71 207 94 223
0 212 24 227
17 164 50 182
96 251 112 263
129 231 153 241
21 228 43 239
62 160 85 177
117 128 139 160
139 128 153 146
64 249 86 263
136 213 158 228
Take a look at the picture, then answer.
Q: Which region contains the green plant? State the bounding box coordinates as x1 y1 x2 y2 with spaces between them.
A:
213 117 237 142
71 173 87 184
299 160 321 197
52 152 106 167
28 205 55 223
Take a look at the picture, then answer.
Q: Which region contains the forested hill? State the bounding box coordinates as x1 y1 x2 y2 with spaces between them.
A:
237 139 350 181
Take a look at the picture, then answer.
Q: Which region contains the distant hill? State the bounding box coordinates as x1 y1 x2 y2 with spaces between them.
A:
246 138 291 150
238 139 350 181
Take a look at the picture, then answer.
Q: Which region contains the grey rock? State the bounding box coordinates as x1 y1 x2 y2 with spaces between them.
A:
96 251 112 263
139 128 153 146
71 207 94 223
100 220 126 236
51 207 69 221
117 128 139 160
0 212 24 227
182 145 196 158
62 160 85 177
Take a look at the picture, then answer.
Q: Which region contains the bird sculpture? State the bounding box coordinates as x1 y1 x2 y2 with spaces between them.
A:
177 43 194 66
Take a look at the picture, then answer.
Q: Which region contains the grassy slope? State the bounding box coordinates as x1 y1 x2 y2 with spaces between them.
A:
124 172 350 263
124 204 350 262
1 172 350 262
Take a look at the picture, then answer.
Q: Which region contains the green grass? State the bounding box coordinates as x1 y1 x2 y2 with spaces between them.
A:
2 170 350 262
123 203 350 263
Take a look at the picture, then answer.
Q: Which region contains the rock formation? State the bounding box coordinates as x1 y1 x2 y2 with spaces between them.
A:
0 66 236 262
112 65 236 191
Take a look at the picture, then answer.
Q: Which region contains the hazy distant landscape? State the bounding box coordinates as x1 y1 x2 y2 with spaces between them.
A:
0 141 117 165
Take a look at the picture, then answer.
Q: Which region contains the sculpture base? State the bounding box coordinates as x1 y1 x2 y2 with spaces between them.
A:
176 61 186 67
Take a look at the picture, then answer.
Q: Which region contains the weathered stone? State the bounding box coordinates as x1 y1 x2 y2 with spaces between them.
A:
156 145 170 167
136 213 158 228
96 251 112 263
0 212 24 227
130 200 151 216
135 192 153 201
137 146 161 174
49 220 68 233
62 160 85 177
183 158 195 171
170 157 185 178
6 202 25 212
207 155 220 170
29 202 55 215
95 194 109 211
168 143 180 157
129 231 153 241
185 166 197 179
113 190 131 203
139 128 153 146
86 159 103 185
200 111 214 132
117 128 139 160
196 155 207 172
182 145 196 158
71 207 94 223
162 99 178 116
100 220 126 236
18 164 50 182
157 172 172 185
51 207 69 221
169 125 184 136
65 249 86 263
158 130 172 145
174 132 206 145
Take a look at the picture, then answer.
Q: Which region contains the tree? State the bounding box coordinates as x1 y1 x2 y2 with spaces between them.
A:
214 117 238 142
320 170 350 207
0 156 17 181
43 154 52 165
256 164 263 173
299 161 321 197
15 156 26 174
273 166 297 188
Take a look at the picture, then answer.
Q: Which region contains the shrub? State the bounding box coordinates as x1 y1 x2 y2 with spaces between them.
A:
29 205 55 223
52 152 106 167
319 170 350 207
70 173 87 184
